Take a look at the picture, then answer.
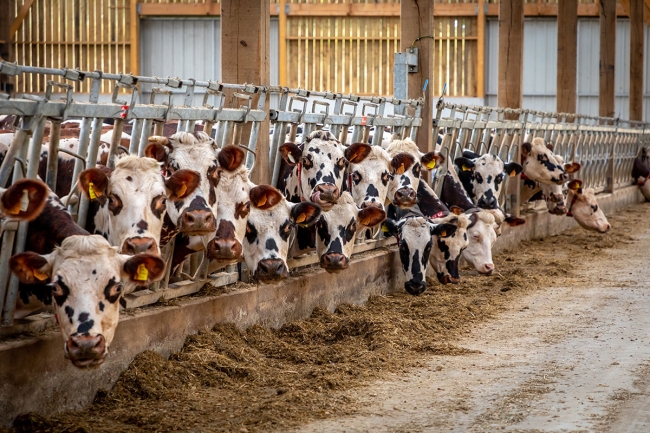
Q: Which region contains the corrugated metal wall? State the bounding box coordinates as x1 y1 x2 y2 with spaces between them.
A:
486 17 650 121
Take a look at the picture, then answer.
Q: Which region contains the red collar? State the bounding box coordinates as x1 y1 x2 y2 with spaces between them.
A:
639 176 648 187
430 211 446 219
566 194 577 217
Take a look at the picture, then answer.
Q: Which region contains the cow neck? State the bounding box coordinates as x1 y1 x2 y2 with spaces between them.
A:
639 176 648 187
566 194 578 217
347 172 353 194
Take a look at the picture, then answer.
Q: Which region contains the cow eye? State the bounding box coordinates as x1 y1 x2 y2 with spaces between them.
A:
495 174 504 184
51 283 64 297
591 204 598 212
352 172 362 183
337 158 347 169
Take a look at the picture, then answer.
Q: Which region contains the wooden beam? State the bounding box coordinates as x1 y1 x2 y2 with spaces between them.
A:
599 0 616 118
278 0 287 86
221 0 270 185
477 0 486 99
630 0 644 121
497 0 524 119
557 0 577 114
400 0 434 155
130 0 140 76
0 2 13 95
9 0 34 41
139 2 221 16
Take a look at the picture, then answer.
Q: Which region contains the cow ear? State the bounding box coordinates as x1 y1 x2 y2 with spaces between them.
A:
567 179 583 194
78 168 109 204
144 137 170 163
250 185 284 210
430 222 457 238
358 207 386 228
123 253 166 285
462 150 481 160
504 162 523 177
421 152 444 170
521 142 532 157
390 153 415 174
381 218 399 237
0 178 48 221
279 143 302 166
9 252 52 284
165 169 201 201
454 157 475 172
344 143 372 164
449 205 464 215
218 145 246 171
564 162 581 174
290 202 322 226
504 215 526 226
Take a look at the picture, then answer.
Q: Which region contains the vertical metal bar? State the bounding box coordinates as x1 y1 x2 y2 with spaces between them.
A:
246 121 260 170
26 117 47 179
45 120 62 191
153 120 164 136
129 118 143 154
138 118 153 156
223 121 234 148
271 121 286 188
0 128 30 188
0 230 17 319
107 118 125 169
77 117 105 228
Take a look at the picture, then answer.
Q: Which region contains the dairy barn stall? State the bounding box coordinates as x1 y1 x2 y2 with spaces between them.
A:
1 0 650 432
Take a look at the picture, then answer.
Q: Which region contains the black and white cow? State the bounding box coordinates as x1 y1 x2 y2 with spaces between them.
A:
521 138 579 185
632 156 650 200
565 179 611 233
344 143 393 210
10 234 165 368
428 212 470 284
244 185 321 282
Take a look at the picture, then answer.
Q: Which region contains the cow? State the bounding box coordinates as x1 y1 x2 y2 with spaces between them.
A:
383 138 442 208
632 156 650 200
344 143 393 210
315 192 386 272
565 179 611 233
77 154 202 255
0 178 49 222
521 138 580 185
428 213 470 285
453 150 523 210
382 207 458 295
10 234 165 368
243 185 321 282
462 210 500 275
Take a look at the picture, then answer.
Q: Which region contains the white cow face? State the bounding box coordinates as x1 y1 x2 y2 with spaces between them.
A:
9 235 165 368
345 143 393 210
385 138 442 208
566 180 611 233
244 185 321 282
462 211 499 275
0 178 48 221
429 214 470 284
383 215 457 295
521 138 579 185
315 192 386 273
279 130 349 211
145 132 218 236
454 151 522 210
78 155 201 255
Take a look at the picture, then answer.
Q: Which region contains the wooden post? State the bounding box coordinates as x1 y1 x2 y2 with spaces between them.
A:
400 0 434 155
279 0 287 86
0 2 14 95
599 0 616 119
477 0 486 99
130 0 140 76
630 0 644 121
221 0 271 185
497 0 524 120
557 0 577 115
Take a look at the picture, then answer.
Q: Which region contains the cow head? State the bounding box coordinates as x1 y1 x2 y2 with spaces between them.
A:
9 235 165 368
521 138 579 185
632 157 650 200
566 180 611 233
279 130 349 210
345 143 393 211
0 178 48 221
428 214 470 284
79 155 201 254
145 132 218 236
244 185 321 282
537 154 581 215
315 192 386 272
454 151 522 210
385 138 442 208
382 215 457 295
461 210 499 275
206 145 255 261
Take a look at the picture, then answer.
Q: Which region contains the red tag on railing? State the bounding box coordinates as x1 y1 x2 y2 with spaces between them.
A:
361 116 367 126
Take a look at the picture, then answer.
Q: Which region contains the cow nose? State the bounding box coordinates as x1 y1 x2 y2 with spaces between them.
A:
361 201 383 210
320 252 349 272
314 184 340 202
121 237 158 255
256 259 288 281
439 274 461 285
208 237 243 260
394 187 417 207
404 280 427 296
180 209 216 234
66 334 106 367
481 263 495 275
477 195 498 209
600 223 611 233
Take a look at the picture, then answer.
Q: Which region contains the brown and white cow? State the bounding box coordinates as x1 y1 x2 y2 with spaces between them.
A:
521 138 579 185
78 155 202 255
315 192 386 272
565 179 611 233
244 185 321 282
10 235 165 368
0 178 49 222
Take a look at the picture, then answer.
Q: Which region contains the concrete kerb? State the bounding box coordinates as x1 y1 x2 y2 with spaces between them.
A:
0 185 644 426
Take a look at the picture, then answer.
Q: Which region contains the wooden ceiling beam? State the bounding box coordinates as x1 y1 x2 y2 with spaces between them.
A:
9 0 35 41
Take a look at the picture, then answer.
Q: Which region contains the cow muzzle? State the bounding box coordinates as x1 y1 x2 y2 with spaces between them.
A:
598 223 611 234
65 334 107 368
404 280 427 296
207 237 243 260
437 274 460 285
179 208 216 235
311 184 340 210
121 237 158 255
319 252 349 272
254 258 288 282
477 195 498 209
393 187 417 208
478 263 495 275
361 201 384 210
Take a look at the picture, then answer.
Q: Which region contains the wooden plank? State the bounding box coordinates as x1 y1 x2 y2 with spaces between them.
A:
221 0 270 185
0 1 13 94
599 0 616 118
401 0 434 155
139 2 221 16
557 0 577 114
477 0 485 98
497 0 524 118
130 0 140 76
630 0 644 121
9 0 34 41
279 0 287 86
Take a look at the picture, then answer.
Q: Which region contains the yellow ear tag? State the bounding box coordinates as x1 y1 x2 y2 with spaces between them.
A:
34 269 49 281
88 182 97 200
257 195 267 207
440 230 447 237
462 165 472 172
426 160 436 169
396 164 405 175
177 183 187 198
136 263 149 281
381 224 389 233
295 213 306 224
509 170 517 178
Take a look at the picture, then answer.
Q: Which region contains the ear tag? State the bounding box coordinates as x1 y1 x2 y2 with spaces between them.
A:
295 213 307 224
34 269 49 281
381 224 389 233
135 263 149 282
440 230 447 237
462 165 472 172
20 189 29 212
426 160 436 169
288 153 296 164
88 182 98 200
396 164 405 175
257 195 267 207
509 170 517 178
177 183 188 198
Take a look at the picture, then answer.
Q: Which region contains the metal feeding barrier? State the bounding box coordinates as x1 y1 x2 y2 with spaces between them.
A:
0 61 647 336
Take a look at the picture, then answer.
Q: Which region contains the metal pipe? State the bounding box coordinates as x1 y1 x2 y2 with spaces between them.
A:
138 118 153 156
0 129 29 188
129 119 143 154
107 118 125 169
45 120 62 191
